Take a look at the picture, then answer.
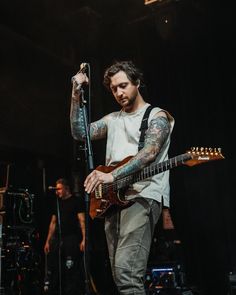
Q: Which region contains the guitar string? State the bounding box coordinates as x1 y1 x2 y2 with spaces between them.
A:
100 154 188 193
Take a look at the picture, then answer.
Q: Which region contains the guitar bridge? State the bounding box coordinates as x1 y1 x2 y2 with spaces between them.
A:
95 199 109 216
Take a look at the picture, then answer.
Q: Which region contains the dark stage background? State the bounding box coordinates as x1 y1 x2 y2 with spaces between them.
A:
0 1 235 294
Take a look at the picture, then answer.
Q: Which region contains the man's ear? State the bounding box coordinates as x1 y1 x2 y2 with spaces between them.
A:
136 79 140 88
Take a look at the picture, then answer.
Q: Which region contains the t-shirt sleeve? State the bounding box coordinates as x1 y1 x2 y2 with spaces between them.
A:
76 195 85 213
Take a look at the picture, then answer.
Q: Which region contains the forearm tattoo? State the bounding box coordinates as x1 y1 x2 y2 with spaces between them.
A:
111 116 170 180
70 98 107 141
70 99 86 140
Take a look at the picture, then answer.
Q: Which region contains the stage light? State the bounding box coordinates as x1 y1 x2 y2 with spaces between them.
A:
144 0 179 6
144 0 159 5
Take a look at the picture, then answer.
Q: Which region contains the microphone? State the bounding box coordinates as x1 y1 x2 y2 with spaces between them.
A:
71 62 89 91
48 186 59 191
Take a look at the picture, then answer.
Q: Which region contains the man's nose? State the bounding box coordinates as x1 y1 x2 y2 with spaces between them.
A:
117 88 123 97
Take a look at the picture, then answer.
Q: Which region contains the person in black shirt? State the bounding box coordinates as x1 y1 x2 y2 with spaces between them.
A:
44 178 85 295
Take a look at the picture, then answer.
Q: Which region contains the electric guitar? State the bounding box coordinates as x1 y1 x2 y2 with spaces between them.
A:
89 147 224 219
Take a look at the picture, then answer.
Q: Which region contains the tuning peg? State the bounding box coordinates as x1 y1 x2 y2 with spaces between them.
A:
204 147 209 154
190 147 195 153
214 147 221 155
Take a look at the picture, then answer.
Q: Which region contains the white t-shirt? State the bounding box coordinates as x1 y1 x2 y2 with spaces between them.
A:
105 103 175 207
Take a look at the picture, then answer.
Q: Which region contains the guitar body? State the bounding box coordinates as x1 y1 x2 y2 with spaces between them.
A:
89 148 224 219
89 156 133 219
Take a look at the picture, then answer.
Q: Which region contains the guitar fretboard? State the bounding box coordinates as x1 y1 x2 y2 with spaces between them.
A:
103 153 192 193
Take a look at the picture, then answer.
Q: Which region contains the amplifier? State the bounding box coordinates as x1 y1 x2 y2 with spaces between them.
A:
145 266 177 290
145 263 188 294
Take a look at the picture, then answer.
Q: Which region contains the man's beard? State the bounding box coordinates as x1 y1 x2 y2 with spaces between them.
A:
121 95 136 109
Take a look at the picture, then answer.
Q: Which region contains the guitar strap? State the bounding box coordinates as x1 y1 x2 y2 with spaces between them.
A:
138 105 153 151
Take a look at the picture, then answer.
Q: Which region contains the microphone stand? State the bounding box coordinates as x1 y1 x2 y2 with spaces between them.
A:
79 83 95 295
56 197 62 295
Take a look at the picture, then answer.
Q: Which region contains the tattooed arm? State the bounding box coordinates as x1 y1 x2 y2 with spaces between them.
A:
70 75 109 141
84 111 171 193
70 97 108 141
111 111 171 180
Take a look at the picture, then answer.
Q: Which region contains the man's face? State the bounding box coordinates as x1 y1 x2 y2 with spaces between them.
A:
55 183 67 199
110 71 139 111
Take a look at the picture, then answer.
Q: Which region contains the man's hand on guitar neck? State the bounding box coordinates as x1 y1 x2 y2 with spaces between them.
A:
84 170 114 194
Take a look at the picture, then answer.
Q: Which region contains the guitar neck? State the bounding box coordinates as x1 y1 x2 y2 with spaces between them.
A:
114 153 191 191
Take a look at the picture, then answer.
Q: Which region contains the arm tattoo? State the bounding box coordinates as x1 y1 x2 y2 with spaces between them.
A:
111 116 170 180
90 120 107 140
144 116 170 152
70 98 107 141
70 99 86 140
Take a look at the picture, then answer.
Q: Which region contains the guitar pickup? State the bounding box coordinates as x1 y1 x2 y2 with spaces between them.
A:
95 184 103 199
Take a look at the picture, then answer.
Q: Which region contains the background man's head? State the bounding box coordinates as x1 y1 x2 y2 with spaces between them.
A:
55 178 71 199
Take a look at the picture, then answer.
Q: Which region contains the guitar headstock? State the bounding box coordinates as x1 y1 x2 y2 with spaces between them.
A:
185 147 225 167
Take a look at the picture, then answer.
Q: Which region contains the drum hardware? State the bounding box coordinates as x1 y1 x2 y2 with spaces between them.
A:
0 165 40 293
2 230 41 294
7 189 35 223
4 189 35 225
